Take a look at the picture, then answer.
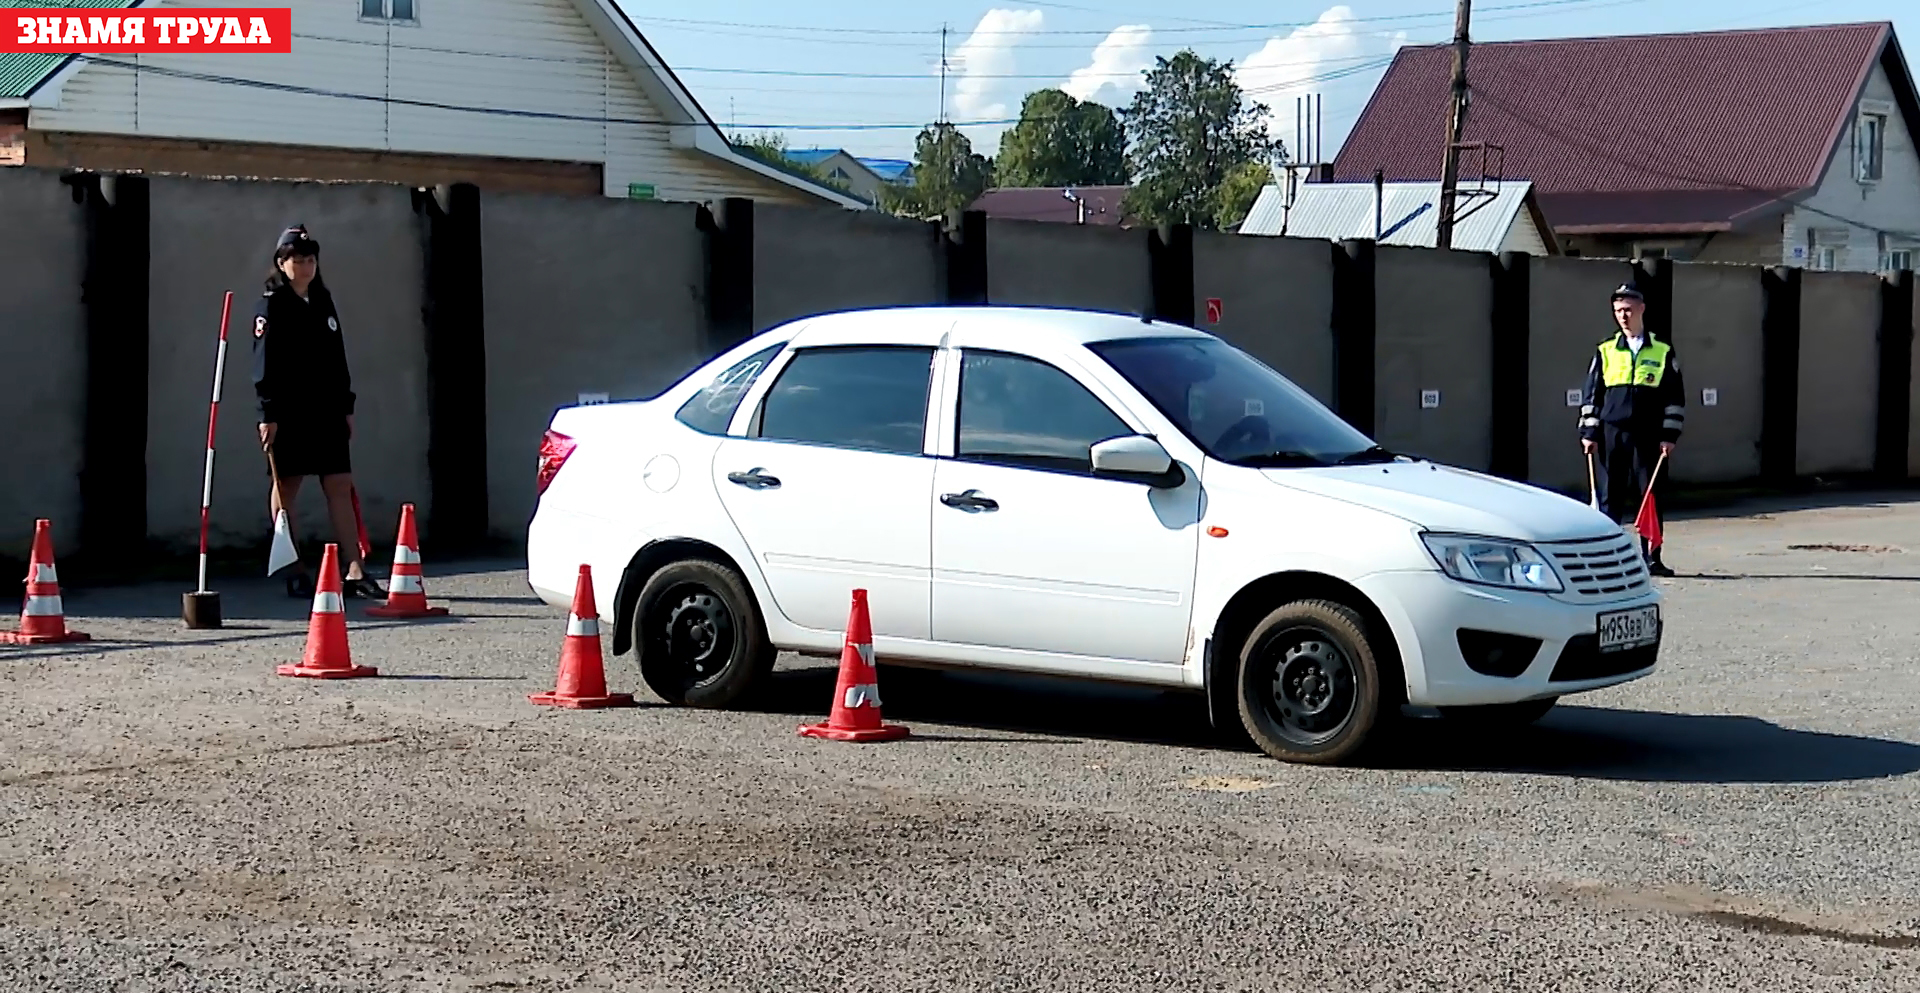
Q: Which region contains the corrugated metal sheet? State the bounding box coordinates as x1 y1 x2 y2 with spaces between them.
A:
1239 180 1538 254
0 0 140 98
1331 23 1892 225
29 0 814 204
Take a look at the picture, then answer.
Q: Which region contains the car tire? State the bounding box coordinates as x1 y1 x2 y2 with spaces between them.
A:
634 558 773 708
1438 697 1557 727
1234 599 1384 765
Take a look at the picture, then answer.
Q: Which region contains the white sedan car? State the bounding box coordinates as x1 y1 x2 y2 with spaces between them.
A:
528 306 1661 764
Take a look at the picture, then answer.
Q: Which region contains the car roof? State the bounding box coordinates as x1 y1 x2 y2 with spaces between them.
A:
782 305 1216 350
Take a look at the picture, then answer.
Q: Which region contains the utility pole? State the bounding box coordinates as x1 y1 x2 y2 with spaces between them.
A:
938 24 949 123
1435 0 1473 250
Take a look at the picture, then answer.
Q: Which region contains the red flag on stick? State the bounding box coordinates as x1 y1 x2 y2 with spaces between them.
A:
1632 451 1670 550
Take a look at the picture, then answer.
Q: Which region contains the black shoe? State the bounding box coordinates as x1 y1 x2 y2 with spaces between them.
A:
1647 561 1676 578
341 576 386 599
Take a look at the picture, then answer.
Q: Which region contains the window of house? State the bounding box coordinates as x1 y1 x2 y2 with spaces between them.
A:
754 346 934 455
1857 106 1889 183
361 0 418 23
1809 229 1847 271
1888 247 1916 273
955 351 1132 473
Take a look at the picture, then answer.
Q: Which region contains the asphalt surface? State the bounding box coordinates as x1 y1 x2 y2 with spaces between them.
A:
3 492 1919 992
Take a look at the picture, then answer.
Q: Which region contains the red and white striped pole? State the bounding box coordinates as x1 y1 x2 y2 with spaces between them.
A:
197 291 234 595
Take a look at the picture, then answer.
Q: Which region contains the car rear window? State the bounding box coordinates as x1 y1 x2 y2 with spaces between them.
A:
674 342 785 436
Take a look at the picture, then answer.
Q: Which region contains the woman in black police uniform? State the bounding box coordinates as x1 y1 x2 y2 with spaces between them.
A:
253 225 382 599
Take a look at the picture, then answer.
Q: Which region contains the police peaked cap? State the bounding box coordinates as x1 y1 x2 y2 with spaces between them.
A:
1609 283 1645 303
274 224 319 257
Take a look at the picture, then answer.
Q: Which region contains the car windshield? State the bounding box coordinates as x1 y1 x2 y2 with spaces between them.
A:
1087 335 1383 467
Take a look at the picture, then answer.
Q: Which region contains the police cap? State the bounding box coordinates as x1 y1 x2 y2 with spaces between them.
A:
1609 283 1645 303
274 224 319 259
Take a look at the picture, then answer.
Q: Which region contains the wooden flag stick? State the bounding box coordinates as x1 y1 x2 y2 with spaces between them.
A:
1635 449 1670 524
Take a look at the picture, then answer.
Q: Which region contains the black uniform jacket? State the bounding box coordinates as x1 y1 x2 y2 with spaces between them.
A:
1579 332 1686 445
252 282 355 424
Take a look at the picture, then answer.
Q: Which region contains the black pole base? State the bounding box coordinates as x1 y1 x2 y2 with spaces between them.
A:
182 591 222 630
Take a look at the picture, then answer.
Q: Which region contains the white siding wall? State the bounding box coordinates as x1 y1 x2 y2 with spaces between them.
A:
32 0 812 203
1781 60 1920 271
1498 209 1550 256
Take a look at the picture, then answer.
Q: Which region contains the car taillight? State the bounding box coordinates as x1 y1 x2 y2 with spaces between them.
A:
537 430 577 496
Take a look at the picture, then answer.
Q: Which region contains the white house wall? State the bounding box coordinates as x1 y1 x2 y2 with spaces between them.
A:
1498 210 1550 256
31 0 807 203
1782 58 1920 271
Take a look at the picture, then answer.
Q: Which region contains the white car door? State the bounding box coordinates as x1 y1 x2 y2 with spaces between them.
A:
711 345 937 640
930 348 1201 664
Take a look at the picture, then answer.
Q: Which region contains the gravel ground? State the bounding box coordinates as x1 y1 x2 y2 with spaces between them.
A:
3 492 1919 992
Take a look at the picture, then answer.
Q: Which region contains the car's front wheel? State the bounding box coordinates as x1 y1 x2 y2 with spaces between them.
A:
634 558 773 707
1235 599 1384 765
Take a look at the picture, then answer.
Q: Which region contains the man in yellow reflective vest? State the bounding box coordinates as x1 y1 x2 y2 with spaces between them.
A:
1580 283 1684 576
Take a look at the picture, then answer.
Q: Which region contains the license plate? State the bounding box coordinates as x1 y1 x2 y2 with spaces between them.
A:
1596 605 1660 652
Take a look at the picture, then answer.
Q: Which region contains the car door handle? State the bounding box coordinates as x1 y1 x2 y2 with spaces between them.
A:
939 489 998 512
726 468 781 490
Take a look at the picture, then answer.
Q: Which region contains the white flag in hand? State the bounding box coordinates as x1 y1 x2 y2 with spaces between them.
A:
268 509 299 575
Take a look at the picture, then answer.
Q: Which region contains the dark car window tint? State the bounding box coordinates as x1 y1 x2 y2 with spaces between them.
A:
674 343 785 436
957 350 1131 472
756 346 934 455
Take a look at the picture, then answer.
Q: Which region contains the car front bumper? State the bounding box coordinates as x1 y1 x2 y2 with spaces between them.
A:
1354 569 1662 708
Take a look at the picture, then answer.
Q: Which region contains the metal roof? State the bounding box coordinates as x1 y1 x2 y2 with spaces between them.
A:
1329 22 1905 231
0 1 141 99
1239 179 1538 253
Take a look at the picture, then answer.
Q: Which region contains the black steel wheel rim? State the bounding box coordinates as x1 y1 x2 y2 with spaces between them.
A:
1254 624 1358 746
659 585 736 688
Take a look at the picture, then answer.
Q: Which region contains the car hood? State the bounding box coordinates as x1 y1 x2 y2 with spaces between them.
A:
1260 461 1617 542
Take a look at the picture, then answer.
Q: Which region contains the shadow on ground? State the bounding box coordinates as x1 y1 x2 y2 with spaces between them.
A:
750 664 1920 785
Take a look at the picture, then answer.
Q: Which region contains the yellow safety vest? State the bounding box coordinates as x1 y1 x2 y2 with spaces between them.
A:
1597 336 1670 388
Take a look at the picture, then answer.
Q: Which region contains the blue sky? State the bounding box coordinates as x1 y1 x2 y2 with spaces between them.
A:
616 0 1919 163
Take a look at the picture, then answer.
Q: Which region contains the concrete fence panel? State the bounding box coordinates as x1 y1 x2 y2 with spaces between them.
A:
1373 246 1494 471
1526 257 1638 493
146 178 427 555
986 219 1150 314
483 194 708 539
0 169 87 558
1796 270 1881 476
754 204 941 332
1668 263 1765 484
1194 232 1335 404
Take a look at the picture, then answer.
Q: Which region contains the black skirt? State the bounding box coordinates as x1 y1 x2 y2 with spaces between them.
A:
269 417 352 479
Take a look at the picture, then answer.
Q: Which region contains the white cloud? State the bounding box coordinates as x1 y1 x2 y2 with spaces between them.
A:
1234 5 1407 161
1063 25 1155 106
950 8 1046 126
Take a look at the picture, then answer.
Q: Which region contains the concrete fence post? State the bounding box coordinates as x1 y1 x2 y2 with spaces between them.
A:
1489 251 1531 481
65 171 149 576
944 209 988 306
1876 268 1915 480
1759 265 1803 485
1331 238 1377 436
697 197 755 350
1148 223 1195 327
414 182 490 555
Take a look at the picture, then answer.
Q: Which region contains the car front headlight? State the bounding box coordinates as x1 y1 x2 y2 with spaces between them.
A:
1420 533 1564 593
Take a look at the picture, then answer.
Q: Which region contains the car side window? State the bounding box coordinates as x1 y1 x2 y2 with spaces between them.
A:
754 346 934 455
675 343 785 436
956 350 1131 473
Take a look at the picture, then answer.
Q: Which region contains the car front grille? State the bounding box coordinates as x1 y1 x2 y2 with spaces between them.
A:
1542 533 1649 600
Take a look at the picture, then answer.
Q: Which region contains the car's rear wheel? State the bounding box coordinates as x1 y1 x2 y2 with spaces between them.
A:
1438 697 1557 727
634 559 773 707
1235 599 1383 765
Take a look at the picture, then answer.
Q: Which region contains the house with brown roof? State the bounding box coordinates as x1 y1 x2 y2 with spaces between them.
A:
1330 22 1920 271
971 185 1132 227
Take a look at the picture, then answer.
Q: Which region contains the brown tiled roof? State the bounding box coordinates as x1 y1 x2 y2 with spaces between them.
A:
1330 23 1906 232
971 185 1131 226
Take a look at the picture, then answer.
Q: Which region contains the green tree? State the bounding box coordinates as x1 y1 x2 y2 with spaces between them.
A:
882 122 992 218
994 89 1130 187
1121 51 1282 230
1212 160 1274 231
726 131 856 197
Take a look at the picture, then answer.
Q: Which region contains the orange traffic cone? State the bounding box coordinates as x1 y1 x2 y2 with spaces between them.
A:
529 565 635 709
1 519 90 645
799 589 909 743
277 544 377 679
367 503 448 619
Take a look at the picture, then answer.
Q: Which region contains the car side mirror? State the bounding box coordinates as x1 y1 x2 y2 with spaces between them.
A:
1091 434 1179 485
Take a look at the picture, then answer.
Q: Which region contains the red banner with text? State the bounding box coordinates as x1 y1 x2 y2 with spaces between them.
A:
2 8 292 54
